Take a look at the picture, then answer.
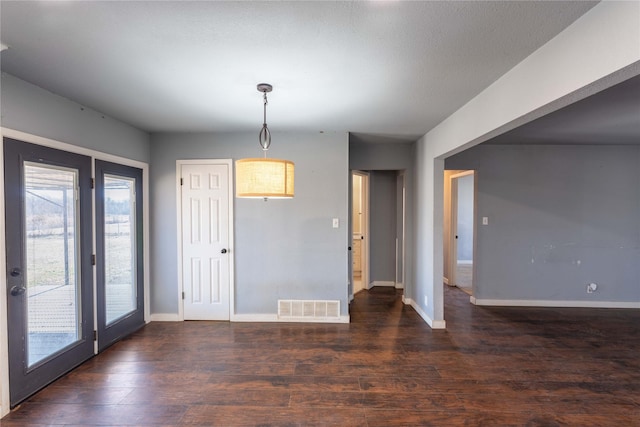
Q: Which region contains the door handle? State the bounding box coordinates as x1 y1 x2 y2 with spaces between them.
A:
10 267 21 277
10 286 26 296
221 248 228 254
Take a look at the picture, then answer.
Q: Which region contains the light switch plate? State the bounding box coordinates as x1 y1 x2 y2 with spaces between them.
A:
332 218 339 228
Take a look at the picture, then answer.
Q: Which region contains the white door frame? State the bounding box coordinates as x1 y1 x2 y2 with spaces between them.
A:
449 170 475 293
176 159 234 321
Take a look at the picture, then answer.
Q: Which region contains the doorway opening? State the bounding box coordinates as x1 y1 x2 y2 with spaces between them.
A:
351 171 369 295
350 170 406 302
445 170 475 296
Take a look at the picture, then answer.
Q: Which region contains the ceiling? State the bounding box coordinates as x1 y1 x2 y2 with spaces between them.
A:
0 1 600 142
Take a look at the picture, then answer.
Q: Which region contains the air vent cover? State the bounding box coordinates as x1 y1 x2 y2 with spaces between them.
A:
278 300 340 321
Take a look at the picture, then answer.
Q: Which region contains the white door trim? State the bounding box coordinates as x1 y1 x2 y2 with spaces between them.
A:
176 159 234 321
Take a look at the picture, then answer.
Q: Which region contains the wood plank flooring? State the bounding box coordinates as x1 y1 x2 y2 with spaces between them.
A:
2 286 639 426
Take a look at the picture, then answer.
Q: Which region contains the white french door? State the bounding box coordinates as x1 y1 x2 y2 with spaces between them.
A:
180 162 232 320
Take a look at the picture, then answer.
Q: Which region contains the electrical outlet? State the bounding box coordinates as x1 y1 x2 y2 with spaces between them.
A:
424 295 429 306
586 283 598 293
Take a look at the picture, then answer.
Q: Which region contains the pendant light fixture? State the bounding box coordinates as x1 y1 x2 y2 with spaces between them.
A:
235 83 294 199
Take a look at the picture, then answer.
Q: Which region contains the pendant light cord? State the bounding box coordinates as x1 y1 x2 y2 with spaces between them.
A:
259 90 271 155
263 91 268 126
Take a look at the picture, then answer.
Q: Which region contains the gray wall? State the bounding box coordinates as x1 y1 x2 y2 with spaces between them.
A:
369 171 397 282
350 141 413 171
1 73 150 162
446 144 640 303
150 131 349 316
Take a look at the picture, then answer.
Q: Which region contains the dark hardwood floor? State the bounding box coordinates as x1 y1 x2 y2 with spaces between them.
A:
3 286 639 426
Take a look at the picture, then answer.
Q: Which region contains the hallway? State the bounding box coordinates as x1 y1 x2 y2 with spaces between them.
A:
2 286 639 426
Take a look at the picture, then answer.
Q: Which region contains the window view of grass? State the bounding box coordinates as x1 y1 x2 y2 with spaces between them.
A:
104 175 137 324
25 164 79 365
23 165 136 363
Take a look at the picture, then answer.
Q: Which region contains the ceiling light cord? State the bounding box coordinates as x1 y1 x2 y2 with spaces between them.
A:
259 89 271 155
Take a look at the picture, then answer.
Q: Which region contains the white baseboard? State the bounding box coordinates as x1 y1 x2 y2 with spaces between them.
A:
471 298 640 309
443 277 449 285
151 312 352 323
403 297 446 329
149 313 181 321
369 281 396 289
395 282 404 289
457 260 473 265
232 313 350 324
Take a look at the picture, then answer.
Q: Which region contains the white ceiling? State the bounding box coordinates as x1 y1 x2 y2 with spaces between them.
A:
0 1 600 141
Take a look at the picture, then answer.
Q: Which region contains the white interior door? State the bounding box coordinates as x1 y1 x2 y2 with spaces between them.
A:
181 162 231 320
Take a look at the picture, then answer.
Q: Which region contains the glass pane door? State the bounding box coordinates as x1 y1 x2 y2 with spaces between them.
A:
4 137 94 407
96 160 144 351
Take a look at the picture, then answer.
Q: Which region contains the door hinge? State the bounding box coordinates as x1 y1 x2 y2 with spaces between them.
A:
90 178 95 189
180 178 184 186
93 330 97 341
182 291 185 300
91 254 96 265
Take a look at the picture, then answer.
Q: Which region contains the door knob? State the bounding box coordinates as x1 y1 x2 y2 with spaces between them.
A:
221 248 228 254
10 267 21 277
10 286 26 296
